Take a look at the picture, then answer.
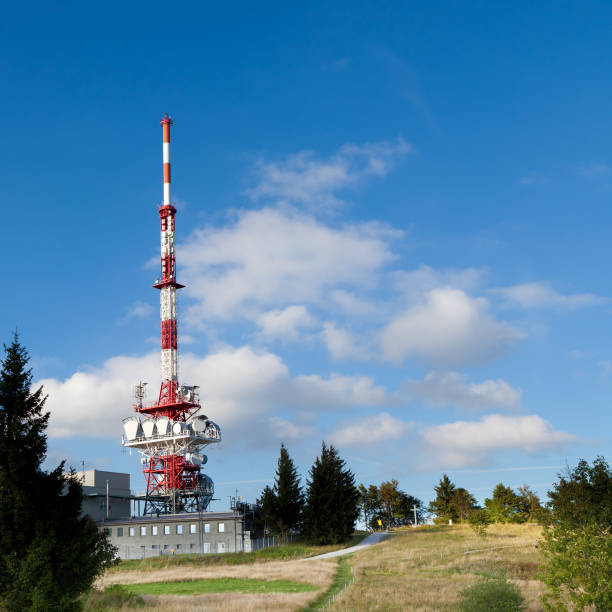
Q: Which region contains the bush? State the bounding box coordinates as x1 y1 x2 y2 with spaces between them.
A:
468 509 491 538
459 579 526 612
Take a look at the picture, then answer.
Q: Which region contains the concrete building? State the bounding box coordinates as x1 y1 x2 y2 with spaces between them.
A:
101 511 247 559
85 469 247 559
81 469 131 522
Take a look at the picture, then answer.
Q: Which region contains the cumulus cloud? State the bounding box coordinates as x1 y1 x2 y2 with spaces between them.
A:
392 265 485 301
40 347 389 440
380 288 523 367
268 416 314 440
421 414 578 468
180 207 398 321
256 305 315 340
321 322 368 361
247 139 412 208
404 372 522 411
492 282 605 309
330 412 412 447
293 373 387 409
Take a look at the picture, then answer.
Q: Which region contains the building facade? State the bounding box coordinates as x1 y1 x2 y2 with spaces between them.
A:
101 511 247 559
81 469 131 522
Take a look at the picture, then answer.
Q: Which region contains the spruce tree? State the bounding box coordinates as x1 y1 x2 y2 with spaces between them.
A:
428 473 458 521
273 443 303 541
0 335 116 611
303 442 359 544
255 485 278 536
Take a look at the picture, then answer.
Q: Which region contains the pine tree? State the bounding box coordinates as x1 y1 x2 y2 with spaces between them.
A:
255 485 278 536
303 442 359 544
428 474 457 521
485 483 523 523
273 443 303 541
0 335 116 611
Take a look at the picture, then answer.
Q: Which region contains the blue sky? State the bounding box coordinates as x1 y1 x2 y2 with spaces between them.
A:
3 1 611 510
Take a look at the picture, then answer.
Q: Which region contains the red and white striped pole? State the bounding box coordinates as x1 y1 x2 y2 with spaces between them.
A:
156 114 184 405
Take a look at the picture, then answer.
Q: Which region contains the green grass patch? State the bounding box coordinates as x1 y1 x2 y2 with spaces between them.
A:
121 577 318 595
302 556 354 611
110 534 367 572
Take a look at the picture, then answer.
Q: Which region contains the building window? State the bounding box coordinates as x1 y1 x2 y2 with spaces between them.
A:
204 523 210 533
152 544 158 550
152 526 158 536
140 526 146 536
190 543 195 550
104 528 111 536
217 542 226 553
164 525 170 535
204 542 211 553
163 544 169 550
218 523 225 533
117 528 123 537
176 543 182 550
129 527 135 537
176 524 183 535
190 524 196 534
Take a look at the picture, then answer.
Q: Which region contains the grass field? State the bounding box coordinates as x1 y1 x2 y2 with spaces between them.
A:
95 526 546 610
328 524 544 611
124 577 319 595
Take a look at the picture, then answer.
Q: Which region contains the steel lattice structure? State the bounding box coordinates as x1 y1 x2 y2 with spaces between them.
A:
122 115 221 515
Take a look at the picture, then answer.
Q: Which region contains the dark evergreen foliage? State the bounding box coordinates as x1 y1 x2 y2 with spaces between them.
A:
302 442 359 544
255 485 278 536
428 474 458 521
273 443 303 540
0 335 116 611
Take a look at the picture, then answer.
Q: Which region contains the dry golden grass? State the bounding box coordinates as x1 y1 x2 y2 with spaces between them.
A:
138 591 318 611
329 524 545 612
97 558 337 611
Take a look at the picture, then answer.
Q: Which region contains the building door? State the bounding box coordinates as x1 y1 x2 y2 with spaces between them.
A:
217 542 226 553
203 542 211 553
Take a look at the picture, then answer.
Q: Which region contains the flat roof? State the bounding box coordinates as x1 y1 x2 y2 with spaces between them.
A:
98 511 240 525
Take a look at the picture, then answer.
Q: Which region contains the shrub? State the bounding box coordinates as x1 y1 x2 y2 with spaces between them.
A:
468 509 491 538
459 579 526 612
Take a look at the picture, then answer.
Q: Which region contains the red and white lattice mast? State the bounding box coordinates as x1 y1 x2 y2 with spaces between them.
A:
122 115 221 515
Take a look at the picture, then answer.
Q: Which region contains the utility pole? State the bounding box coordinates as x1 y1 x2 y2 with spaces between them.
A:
412 505 418 528
106 480 110 520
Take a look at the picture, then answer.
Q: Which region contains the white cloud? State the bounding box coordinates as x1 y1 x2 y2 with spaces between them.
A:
247 139 412 208
293 373 388 408
40 347 389 440
404 371 522 411
330 412 412 447
492 282 605 309
380 288 522 367
180 207 398 321
118 301 154 324
321 322 367 361
268 416 314 440
40 347 289 439
256 305 315 340
392 265 485 301
421 414 578 468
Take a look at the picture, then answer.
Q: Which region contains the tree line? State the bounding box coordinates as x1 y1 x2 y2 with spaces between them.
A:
255 442 360 545
428 473 546 525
